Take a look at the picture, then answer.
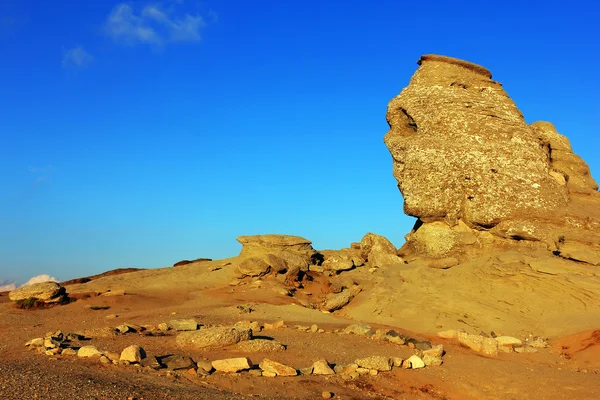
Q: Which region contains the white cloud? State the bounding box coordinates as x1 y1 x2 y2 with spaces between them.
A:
104 3 205 46
62 46 94 68
20 274 58 287
0 281 16 292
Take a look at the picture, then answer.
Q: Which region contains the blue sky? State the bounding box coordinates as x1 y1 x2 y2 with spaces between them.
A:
1 0 599 284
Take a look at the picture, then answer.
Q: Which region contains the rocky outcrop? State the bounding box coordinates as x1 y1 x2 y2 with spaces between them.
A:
9 281 65 302
234 235 317 282
385 54 600 264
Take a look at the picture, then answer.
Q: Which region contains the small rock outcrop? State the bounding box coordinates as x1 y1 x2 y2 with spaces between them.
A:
385 54 600 264
9 281 65 302
234 235 317 281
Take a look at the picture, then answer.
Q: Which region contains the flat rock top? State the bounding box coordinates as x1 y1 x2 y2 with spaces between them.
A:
418 54 492 78
236 234 312 246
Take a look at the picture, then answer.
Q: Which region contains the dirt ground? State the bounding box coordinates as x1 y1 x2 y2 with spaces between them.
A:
1 262 599 400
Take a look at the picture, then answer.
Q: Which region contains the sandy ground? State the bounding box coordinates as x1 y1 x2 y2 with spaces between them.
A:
1 257 600 400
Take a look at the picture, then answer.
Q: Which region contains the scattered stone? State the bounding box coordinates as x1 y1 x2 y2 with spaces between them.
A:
457 332 498 356
259 358 297 376
422 344 444 358
423 354 443 366
235 320 261 332
401 359 412 369
61 348 77 356
168 319 198 331
65 333 85 341
43 338 60 349
391 357 403 367
355 356 391 371
25 338 44 347
212 358 252 373
176 326 251 349
369 369 378 376
116 324 131 334
299 366 314 375
407 355 425 369
526 337 548 348
161 355 196 370
157 323 170 332
263 321 286 330
248 369 262 377
9 281 64 302
196 360 214 373
322 392 333 399
120 345 145 363
322 286 362 312
515 346 538 353
78 346 102 358
310 324 319 333
312 359 335 375
262 371 277 377
100 356 111 364
385 330 407 345
343 324 372 336
495 336 522 350
235 339 286 352
356 367 370 374
141 355 162 369
437 330 459 339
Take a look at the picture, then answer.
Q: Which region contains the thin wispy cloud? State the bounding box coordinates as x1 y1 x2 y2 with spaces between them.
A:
62 46 94 68
104 3 205 46
0 281 16 292
21 274 58 287
28 164 53 183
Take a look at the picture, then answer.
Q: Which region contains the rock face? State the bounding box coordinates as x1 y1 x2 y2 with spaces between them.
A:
385 54 600 263
9 281 64 302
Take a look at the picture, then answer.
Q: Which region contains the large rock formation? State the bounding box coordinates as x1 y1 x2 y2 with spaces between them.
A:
385 54 600 264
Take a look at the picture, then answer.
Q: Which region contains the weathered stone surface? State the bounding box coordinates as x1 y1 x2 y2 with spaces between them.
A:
234 339 286 352
120 345 145 363
169 319 198 331
176 326 251 349
355 356 391 371
457 332 498 356
360 233 404 267
212 357 252 373
9 281 63 302
311 359 335 375
407 355 425 369
343 324 372 336
321 249 364 272
385 54 568 229
423 344 444 358
140 355 162 369
495 336 522 348
77 346 102 358
385 54 600 264
259 358 297 376
161 354 195 370
235 235 317 281
322 286 362 311
61 348 77 356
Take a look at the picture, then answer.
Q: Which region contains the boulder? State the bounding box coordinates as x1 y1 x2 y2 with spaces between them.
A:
9 281 64 302
343 324 372 336
311 359 335 375
119 345 145 363
321 249 364 272
211 357 252 373
77 346 102 358
169 319 198 331
321 286 362 311
360 233 404 267
259 358 297 376
161 354 195 370
176 326 251 349
457 332 498 356
234 339 286 352
235 235 317 280
407 355 425 369
354 356 391 371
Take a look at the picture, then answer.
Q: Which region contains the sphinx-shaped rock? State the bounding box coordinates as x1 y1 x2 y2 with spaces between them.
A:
385 55 600 263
